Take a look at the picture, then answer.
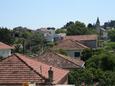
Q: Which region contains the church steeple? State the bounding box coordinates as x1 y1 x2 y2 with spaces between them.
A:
96 17 101 33
96 17 100 26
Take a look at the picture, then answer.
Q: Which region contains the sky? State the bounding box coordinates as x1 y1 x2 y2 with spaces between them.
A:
0 0 115 29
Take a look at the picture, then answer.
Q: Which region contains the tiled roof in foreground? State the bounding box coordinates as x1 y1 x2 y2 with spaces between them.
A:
0 53 69 84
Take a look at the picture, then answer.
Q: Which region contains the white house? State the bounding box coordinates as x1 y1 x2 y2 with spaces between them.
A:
54 33 66 41
53 39 88 58
0 42 13 58
37 28 55 42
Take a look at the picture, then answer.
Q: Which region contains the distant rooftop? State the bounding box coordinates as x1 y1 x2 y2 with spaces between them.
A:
53 39 88 50
64 35 97 41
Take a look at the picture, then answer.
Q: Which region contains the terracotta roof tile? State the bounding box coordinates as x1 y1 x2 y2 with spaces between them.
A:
53 39 88 50
0 54 43 84
0 53 69 84
0 42 13 49
64 35 97 41
16 53 69 84
35 50 85 69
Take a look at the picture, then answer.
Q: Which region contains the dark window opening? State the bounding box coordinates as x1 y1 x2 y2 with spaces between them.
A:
74 52 80 57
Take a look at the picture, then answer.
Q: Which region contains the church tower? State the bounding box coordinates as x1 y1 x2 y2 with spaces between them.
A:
96 17 101 47
96 17 101 33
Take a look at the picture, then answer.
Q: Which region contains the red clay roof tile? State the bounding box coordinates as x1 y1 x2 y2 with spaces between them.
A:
35 50 85 69
0 42 13 49
64 35 97 41
0 53 69 84
54 39 88 50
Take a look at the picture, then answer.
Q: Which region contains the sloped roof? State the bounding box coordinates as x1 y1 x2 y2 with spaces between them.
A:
0 42 13 50
0 53 69 84
35 50 85 69
53 39 88 50
64 35 97 41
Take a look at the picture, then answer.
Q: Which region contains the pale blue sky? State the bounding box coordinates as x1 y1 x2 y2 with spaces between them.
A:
0 0 115 29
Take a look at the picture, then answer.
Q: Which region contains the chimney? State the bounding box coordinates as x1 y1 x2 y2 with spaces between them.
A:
48 67 53 83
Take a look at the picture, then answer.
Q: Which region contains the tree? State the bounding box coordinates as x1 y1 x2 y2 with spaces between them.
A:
86 52 115 71
66 21 88 35
69 68 101 86
87 23 94 28
103 42 115 53
0 27 14 44
103 20 115 29
55 29 66 34
26 32 46 54
108 29 115 42
69 67 115 86
81 49 93 61
13 27 47 55
62 21 74 29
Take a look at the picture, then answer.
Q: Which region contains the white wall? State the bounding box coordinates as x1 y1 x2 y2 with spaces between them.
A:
44 29 55 42
65 50 82 58
0 49 11 58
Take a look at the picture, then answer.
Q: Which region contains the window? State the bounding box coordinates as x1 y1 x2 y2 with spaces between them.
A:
74 52 80 57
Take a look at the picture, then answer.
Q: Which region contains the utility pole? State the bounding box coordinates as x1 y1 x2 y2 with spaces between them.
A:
22 38 25 54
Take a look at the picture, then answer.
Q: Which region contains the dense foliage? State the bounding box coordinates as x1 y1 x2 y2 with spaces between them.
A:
55 29 66 34
103 20 115 28
81 48 93 61
0 26 47 56
69 48 115 86
108 29 115 42
69 68 115 86
56 21 96 35
0 27 14 44
86 52 115 71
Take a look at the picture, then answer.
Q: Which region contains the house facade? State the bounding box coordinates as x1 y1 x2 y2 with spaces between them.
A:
64 35 98 49
53 39 88 58
37 28 55 42
0 42 13 58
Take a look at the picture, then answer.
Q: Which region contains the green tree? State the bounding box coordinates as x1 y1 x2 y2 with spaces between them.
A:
13 27 47 55
81 48 93 61
87 23 94 28
69 68 115 86
67 21 88 35
0 27 14 44
55 29 66 34
62 21 74 29
27 32 46 54
108 29 115 42
86 52 115 71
